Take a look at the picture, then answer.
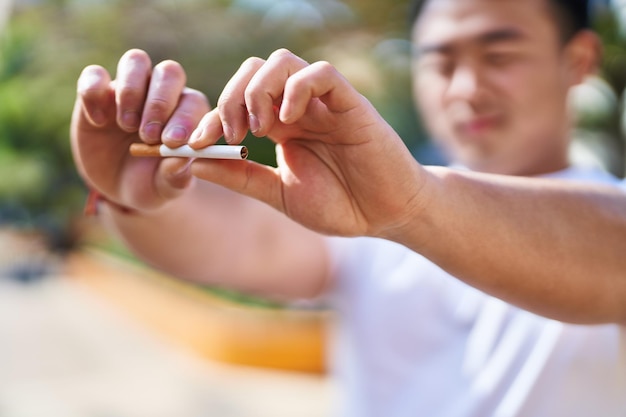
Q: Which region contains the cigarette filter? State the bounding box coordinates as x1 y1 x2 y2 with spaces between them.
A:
129 143 248 160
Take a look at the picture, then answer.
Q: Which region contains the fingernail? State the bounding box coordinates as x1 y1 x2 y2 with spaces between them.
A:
122 111 140 130
173 160 192 178
248 113 261 134
142 121 163 142
279 100 292 123
91 109 107 126
188 127 205 145
222 122 234 143
164 126 188 144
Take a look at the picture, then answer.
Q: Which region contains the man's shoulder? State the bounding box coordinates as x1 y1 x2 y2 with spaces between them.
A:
542 166 623 187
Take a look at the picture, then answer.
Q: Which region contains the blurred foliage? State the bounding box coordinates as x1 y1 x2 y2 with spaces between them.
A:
0 14 85 249
0 0 423 251
570 6 626 176
596 7 626 101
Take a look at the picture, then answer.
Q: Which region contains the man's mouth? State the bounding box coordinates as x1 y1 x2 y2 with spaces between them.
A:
455 114 502 140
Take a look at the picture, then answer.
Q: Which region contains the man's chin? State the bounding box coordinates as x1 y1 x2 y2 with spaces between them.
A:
458 158 519 176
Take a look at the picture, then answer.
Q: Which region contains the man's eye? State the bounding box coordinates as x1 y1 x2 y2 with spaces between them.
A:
485 52 516 66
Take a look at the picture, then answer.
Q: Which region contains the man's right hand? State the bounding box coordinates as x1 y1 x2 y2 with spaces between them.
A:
187 49 429 239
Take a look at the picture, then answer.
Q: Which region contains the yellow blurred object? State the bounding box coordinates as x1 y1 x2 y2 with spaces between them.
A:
65 249 330 374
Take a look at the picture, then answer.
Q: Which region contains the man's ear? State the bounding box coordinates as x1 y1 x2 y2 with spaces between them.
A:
564 30 602 86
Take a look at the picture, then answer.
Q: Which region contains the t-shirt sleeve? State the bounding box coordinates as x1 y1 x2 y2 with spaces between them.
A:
324 236 407 305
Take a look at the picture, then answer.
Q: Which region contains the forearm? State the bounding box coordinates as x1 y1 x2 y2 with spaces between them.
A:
99 179 330 300
388 166 626 324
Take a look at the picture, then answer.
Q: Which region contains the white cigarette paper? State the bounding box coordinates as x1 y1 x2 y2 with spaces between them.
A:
130 143 248 160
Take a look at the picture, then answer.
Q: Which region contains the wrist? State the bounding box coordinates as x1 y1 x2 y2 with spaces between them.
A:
376 165 442 251
84 189 137 216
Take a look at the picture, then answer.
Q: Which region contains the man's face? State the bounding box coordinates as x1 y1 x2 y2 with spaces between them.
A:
412 0 577 176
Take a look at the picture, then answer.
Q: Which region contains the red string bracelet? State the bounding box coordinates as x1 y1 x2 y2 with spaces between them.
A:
84 189 136 216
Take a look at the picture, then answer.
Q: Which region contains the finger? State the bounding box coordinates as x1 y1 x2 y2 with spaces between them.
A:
140 59 187 144
217 56 265 144
115 49 152 132
161 87 211 148
76 65 114 127
188 109 224 149
244 49 309 137
155 157 194 200
190 158 284 212
115 156 191 211
280 60 360 124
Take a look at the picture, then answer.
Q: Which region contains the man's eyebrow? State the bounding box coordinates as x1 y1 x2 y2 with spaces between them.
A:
478 28 526 44
414 28 526 57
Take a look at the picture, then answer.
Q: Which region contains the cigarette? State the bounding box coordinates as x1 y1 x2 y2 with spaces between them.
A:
129 143 248 160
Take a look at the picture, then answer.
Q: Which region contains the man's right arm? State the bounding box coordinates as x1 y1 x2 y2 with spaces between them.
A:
183 48 626 324
386 168 626 325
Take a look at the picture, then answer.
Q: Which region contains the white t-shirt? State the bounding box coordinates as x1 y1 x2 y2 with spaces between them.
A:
327 166 626 417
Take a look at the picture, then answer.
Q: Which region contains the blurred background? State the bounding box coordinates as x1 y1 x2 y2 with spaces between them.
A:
0 0 625 416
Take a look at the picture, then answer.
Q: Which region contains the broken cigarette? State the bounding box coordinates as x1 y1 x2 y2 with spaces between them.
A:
129 143 248 160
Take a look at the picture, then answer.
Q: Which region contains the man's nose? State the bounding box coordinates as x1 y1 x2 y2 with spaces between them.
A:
445 64 483 103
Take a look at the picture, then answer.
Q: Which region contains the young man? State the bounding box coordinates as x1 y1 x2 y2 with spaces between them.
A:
71 0 626 415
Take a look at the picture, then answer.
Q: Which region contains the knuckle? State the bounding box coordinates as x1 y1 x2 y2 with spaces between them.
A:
183 88 211 109
311 60 337 75
121 49 152 70
216 91 231 109
81 64 105 78
154 59 186 79
269 48 294 61
123 48 150 62
217 89 241 111
240 56 265 70
118 84 145 104
146 96 171 118
78 66 107 94
268 48 308 68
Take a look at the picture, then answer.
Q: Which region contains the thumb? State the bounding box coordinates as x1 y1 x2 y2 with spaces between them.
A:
154 157 195 201
190 158 285 213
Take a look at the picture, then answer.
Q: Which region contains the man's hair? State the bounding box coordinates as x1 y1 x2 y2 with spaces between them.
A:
408 0 590 43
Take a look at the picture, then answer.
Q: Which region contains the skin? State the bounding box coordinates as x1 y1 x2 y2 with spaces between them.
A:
71 0 626 323
412 0 575 176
